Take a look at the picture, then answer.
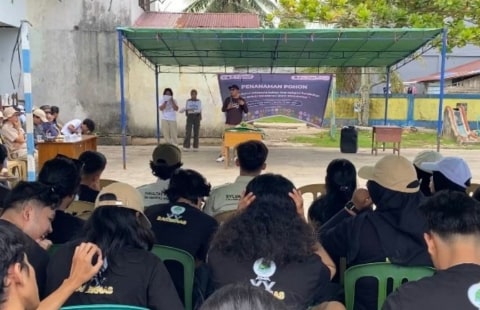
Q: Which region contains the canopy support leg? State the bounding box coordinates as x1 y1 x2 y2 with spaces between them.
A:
117 30 127 170
384 66 391 125
437 28 448 152
155 65 160 143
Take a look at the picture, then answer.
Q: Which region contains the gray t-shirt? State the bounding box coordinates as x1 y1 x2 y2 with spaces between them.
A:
203 176 254 217
137 178 170 207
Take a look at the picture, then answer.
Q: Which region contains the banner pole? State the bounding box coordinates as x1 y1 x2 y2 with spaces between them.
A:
330 74 337 138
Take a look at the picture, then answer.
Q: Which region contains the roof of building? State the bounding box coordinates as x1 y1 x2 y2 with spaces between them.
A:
134 12 260 28
408 59 480 83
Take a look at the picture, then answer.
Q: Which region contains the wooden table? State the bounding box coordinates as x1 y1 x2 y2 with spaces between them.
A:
37 135 97 170
223 130 263 168
371 126 402 155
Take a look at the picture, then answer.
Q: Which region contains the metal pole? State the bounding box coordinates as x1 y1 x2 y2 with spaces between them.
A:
437 28 448 152
155 65 160 143
20 21 35 181
117 30 127 169
384 66 391 125
329 74 337 138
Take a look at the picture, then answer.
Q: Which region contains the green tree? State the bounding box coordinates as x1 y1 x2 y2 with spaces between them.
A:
185 0 279 17
277 0 480 124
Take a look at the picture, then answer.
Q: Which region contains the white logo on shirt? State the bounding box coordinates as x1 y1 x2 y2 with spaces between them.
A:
468 283 480 308
250 258 285 300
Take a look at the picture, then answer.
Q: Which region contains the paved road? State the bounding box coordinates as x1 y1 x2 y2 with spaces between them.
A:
100 144 480 190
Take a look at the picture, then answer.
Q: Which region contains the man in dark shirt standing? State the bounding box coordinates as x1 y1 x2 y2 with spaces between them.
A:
383 191 480 310
217 84 249 162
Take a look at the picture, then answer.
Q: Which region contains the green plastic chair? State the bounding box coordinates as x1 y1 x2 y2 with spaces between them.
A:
61 305 148 310
344 262 434 310
151 245 195 310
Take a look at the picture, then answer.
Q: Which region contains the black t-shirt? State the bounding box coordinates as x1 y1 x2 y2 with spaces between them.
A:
0 220 50 298
45 242 183 310
145 202 218 261
78 184 99 203
221 96 248 125
207 250 331 310
146 202 218 303
383 264 480 310
0 184 10 207
48 210 85 244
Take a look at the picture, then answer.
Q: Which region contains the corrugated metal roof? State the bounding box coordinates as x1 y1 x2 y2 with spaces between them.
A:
408 60 480 83
134 12 260 29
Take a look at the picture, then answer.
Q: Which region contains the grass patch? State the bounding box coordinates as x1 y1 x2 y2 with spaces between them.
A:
288 129 479 149
255 116 302 123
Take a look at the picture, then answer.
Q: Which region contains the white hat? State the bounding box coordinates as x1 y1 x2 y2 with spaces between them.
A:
33 109 48 122
95 182 151 227
421 157 472 188
3 107 19 119
358 155 419 193
413 151 443 173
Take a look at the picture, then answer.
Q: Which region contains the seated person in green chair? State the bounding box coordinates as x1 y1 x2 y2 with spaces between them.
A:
45 182 183 310
383 191 480 310
207 174 342 310
78 151 107 203
0 220 103 310
320 155 432 310
145 169 218 306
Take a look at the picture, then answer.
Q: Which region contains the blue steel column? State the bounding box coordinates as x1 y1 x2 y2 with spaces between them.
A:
21 21 35 180
384 66 391 125
437 28 448 152
155 65 160 143
117 30 127 169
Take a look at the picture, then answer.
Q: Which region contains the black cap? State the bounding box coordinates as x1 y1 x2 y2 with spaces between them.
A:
229 84 240 90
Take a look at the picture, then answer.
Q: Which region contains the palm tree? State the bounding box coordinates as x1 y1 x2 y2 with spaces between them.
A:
184 0 279 16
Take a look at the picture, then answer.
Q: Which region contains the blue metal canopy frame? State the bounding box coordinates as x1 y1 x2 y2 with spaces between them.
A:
115 27 447 168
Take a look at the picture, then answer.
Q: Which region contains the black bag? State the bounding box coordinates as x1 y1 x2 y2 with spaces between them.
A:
340 126 358 154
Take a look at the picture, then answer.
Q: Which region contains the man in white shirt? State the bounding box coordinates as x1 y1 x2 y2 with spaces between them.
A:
0 107 27 159
159 88 179 145
61 118 95 136
204 140 268 218
137 143 183 207
181 89 202 151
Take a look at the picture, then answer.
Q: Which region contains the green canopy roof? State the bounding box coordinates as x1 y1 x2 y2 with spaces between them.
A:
118 27 442 69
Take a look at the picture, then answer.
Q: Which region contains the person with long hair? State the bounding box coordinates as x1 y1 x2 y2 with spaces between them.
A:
308 159 357 225
45 183 183 309
159 88 179 145
208 174 343 310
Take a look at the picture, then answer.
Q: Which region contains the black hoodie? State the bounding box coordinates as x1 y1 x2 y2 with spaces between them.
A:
320 182 432 310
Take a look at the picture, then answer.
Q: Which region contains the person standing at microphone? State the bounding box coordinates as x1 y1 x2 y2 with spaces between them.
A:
159 88 179 145
216 84 248 162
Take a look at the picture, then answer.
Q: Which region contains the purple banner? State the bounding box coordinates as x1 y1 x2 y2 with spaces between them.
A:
217 73 332 127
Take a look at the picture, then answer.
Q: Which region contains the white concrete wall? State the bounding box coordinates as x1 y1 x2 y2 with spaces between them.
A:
0 0 26 27
0 28 22 95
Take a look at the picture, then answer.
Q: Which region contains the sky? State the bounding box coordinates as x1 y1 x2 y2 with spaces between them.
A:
153 0 188 12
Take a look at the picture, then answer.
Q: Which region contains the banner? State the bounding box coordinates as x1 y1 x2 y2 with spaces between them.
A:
217 73 332 127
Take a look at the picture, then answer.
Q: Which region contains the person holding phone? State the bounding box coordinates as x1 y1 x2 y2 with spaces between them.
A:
159 88 179 145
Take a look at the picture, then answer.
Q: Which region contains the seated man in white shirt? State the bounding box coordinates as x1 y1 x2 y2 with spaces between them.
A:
1 107 27 159
203 140 268 218
61 118 95 135
137 143 183 207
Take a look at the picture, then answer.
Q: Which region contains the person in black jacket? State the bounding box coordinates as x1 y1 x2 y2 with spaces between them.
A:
320 155 432 310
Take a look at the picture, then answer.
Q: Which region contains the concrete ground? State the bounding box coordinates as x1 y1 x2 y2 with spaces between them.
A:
99 144 480 207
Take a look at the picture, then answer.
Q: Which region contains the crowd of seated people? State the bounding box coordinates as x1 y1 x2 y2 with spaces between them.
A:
0 137 478 310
